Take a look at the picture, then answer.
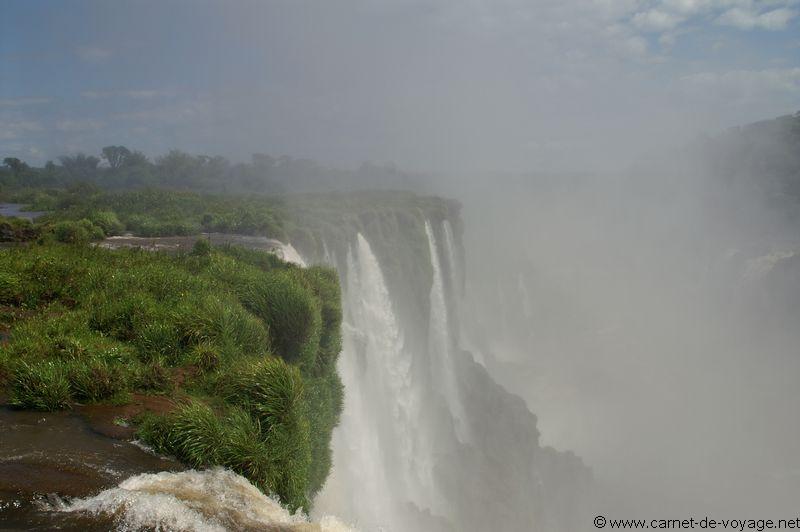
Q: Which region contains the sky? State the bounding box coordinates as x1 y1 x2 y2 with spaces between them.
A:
1 0 799 173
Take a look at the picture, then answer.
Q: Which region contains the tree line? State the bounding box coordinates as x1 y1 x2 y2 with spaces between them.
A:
1 146 419 195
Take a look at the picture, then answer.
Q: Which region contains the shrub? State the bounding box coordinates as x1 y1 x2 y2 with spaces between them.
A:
217 358 311 508
175 295 269 364
304 372 344 496
21 253 82 304
164 401 225 467
89 291 163 342
0 216 38 242
134 358 174 393
242 270 320 366
192 237 212 256
186 341 220 372
0 271 22 304
299 266 342 373
51 219 104 244
67 356 128 401
90 211 124 236
135 321 182 363
137 398 309 512
9 360 72 410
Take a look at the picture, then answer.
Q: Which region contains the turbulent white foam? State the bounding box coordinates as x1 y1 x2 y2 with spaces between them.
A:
57 468 354 532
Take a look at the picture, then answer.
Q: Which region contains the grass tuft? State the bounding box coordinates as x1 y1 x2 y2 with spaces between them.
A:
9 360 72 410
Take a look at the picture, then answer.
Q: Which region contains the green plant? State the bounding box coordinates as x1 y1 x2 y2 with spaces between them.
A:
9 360 72 410
66 356 129 402
89 211 124 236
0 271 22 304
192 237 212 256
51 219 104 244
134 358 174 393
242 270 320 366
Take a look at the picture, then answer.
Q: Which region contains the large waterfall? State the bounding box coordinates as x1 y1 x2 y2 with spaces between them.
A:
313 220 590 532
424 220 469 444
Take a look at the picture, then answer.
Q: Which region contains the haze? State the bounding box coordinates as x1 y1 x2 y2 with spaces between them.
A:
2 1 798 173
3 0 800 529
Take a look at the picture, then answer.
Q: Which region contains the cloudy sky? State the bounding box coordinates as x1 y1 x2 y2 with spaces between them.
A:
1 0 799 173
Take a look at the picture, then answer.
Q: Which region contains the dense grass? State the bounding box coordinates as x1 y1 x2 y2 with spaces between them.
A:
0 241 342 511
0 185 460 509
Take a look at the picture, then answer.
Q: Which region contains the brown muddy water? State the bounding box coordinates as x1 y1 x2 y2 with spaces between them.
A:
0 407 182 531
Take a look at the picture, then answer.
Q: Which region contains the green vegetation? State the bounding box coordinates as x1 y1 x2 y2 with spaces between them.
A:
0 150 463 511
1 147 415 195
0 241 342 511
0 215 39 242
6 186 286 240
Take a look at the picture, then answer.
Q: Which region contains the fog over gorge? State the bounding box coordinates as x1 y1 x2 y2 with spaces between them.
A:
2 1 800 531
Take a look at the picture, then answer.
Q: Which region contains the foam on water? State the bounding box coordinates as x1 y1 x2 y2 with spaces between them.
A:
56 468 355 532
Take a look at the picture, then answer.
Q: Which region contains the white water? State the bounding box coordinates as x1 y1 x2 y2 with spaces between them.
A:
315 232 457 530
424 221 470 443
278 242 308 267
57 468 354 532
441 220 462 298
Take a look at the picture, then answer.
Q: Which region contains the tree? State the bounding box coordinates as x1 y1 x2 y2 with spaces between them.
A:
59 153 100 180
3 157 28 174
123 150 149 167
101 145 132 170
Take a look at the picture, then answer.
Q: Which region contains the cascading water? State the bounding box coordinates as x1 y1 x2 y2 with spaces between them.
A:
316 233 442 530
314 222 590 532
56 468 353 532
424 221 470 443
441 219 462 298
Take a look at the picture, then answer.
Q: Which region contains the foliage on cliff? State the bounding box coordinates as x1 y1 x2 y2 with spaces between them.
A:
0 240 342 511
7 185 286 240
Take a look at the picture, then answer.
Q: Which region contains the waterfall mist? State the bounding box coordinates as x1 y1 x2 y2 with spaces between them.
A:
447 140 800 519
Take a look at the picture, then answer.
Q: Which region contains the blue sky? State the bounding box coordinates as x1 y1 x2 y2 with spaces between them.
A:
1 0 799 173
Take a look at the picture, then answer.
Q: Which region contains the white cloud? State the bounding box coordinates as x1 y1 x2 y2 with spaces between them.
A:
76 45 113 63
633 9 685 31
677 67 800 103
716 6 798 30
55 119 105 132
0 120 43 140
625 0 798 47
81 89 161 100
0 97 52 107
114 99 208 124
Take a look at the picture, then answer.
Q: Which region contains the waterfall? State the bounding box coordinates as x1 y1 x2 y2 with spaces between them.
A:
314 225 589 532
277 242 307 267
316 233 440 530
424 220 469 443
441 219 462 298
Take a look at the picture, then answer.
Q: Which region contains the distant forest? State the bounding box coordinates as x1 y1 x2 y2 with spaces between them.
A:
0 146 425 195
1 112 798 199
